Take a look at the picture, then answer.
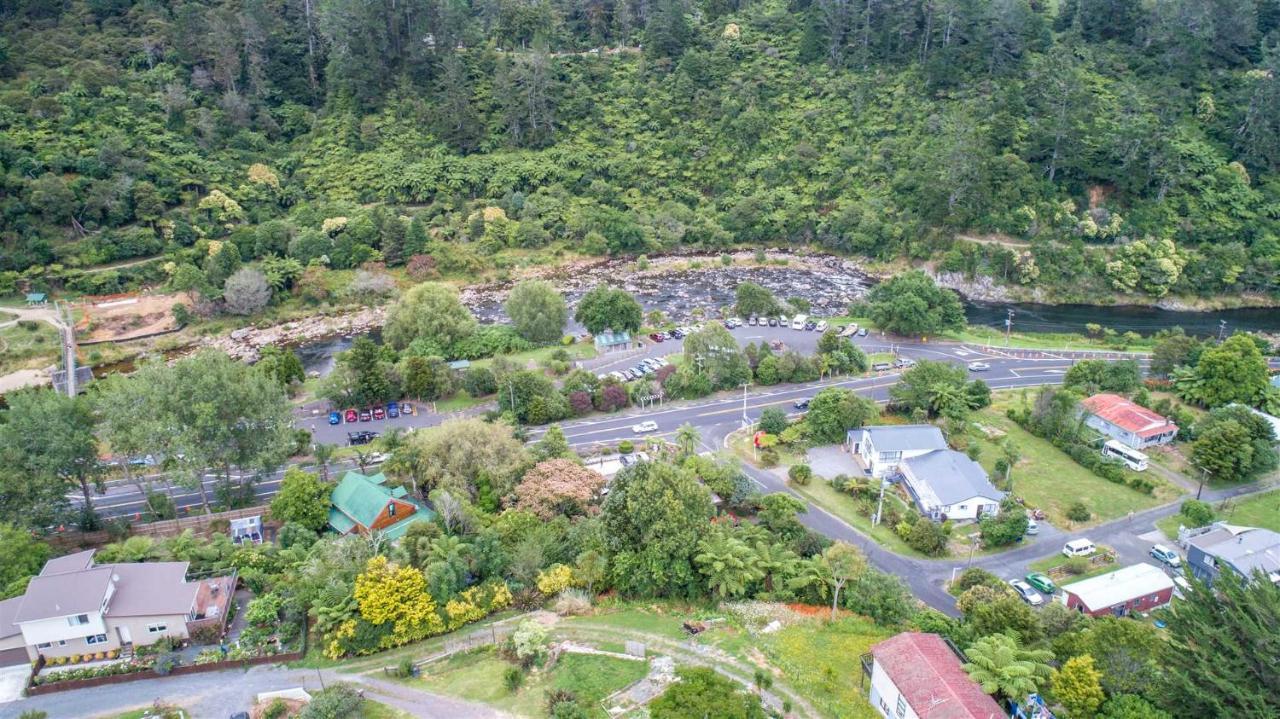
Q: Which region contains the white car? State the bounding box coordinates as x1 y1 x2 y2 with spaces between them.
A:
815 320 828 333
631 421 658 434
841 323 858 336
968 361 991 371
1009 579 1044 606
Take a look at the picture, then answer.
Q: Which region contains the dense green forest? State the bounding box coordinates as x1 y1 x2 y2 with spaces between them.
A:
3 0 1280 303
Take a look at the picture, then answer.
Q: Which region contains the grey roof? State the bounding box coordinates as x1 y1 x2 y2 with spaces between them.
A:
903 450 1004 506
0 597 23 639
14 556 197 624
40 549 95 576
100 562 197 618
14 566 114 623
852 425 948 452
1192 526 1280 578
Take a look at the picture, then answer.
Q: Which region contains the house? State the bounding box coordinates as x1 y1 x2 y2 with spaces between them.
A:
593 330 632 353
328 470 435 541
1059 563 1174 617
861 632 1004 719
3 550 234 663
899 450 1005 521
0 597 27 666
1080 394 1178 449
1182 522 1280 587
846 425 949 478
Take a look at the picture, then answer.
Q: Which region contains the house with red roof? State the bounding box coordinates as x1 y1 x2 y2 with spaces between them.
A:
861 632 1005 719
1080 393 1178 450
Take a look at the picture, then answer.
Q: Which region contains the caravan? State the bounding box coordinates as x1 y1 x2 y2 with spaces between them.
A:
1103 440 1149 471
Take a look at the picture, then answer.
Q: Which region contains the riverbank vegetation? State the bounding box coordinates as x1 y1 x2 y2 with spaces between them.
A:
4 0 1280 316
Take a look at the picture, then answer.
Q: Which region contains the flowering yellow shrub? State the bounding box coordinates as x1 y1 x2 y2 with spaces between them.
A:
536 564 575 595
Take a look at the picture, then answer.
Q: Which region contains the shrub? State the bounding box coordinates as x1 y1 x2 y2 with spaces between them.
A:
1180 499 1214 527
552 589 593 616
951 567 1004 595
1063 557 1091 575
299 683 364 719
905 519 949 556
759 447 779 467
618 440 634 454
263 699 290 719
153 654 179 676
1066 502 1092 522
787 464 813 486
504 665 524 692
398 657 416 679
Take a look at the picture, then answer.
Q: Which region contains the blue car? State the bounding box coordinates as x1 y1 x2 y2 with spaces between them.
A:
328 411 341 425
387 401 400 419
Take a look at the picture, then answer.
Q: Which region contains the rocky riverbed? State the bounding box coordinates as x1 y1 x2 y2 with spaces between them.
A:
203 306 387 363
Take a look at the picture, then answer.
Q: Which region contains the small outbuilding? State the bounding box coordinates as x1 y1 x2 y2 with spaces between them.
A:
593 330 633 353
861 632 1005 719
1059 562 1174 617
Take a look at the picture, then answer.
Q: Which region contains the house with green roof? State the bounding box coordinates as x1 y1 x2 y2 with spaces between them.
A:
328 471 435 541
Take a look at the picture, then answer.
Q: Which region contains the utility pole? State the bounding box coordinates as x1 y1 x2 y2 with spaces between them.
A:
873 478 887 527
1005 309 1015 348
741 382 750 428
1218 319 1227 341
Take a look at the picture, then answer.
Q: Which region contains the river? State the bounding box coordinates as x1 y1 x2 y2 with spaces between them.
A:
963 301 1280 338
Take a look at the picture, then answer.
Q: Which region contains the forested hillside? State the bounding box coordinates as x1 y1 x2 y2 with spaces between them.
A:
2 0 1280 303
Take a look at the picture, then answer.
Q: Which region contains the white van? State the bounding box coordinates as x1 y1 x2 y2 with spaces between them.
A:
791 314 808 330
1062 538 1097 558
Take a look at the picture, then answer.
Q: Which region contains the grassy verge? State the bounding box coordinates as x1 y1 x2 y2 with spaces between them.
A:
968 393 1179 527
294 610 520 670
790 479 926 558
940 324 1157 352
1028 549 1121 584
413 647 647 718
362 701 414 719
1157 488 1280 540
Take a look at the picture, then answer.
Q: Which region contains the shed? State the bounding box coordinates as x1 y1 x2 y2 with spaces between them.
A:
25 293 47 305
230 515 263 544
1060 563 1174 617
593 330 632 352
448 359 471 371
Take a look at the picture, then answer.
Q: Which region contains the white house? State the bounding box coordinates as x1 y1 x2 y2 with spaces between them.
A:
899 450 1005 521
4 550 234 663
862 632 1004 719
846 425 948 478
1080 394 1178 450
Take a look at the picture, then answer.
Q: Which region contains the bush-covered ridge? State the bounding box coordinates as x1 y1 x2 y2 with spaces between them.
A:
1 0 1278 303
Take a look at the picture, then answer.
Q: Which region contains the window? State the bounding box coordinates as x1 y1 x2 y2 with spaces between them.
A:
86 634 108 645
895 695 908 718
879 698 891 715
38 640 67 649
36 642 51 649
146 623 167 634
388 502 396 517
67 614 89 627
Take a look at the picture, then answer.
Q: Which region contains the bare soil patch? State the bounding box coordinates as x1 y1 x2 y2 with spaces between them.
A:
77 291 191 343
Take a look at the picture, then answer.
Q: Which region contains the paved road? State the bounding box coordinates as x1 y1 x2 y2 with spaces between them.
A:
2 663 510 719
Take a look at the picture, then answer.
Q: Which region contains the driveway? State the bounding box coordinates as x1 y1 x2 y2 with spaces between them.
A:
0 665 28 707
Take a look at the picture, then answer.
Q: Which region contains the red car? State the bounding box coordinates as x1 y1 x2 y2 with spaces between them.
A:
344 409 358 423
359 409 372 422
372 406 386 420
649 333 665 342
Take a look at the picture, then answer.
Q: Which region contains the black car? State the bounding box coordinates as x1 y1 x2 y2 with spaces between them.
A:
794 398 811 410
348 430 379 446
804 321 817 331
767 317 778 326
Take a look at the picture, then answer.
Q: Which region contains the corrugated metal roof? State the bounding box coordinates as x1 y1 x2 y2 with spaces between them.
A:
870 632 1004 719
1082 394 1178 438
851 425 948 452
902 450 1004 507
39 550 96 576
1062 563 1174 612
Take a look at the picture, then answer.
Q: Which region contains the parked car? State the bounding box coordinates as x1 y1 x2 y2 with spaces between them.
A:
1025 572 1056 594
1150 544 1182 568
1025 519 1039 535
768 317 778 327
729 317 743 327
1009 579 1045 606
794 398 811 410
345 409 359 423
968 361 991 371
650 333 665 342
328 411 342 425
857 327 868 336
632 421 658 434
347 430 378 446
387 402 399 418
372 406 386 420
401 402 415 416
805 321 818 331
871 362 892 372
1062 538 1097 558
358 409 371 422
815 320 828 333
1173 575 1193 597
749 315 759 326
894 358 916 369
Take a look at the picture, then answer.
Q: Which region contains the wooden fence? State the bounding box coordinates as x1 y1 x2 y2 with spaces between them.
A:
44 505 276 550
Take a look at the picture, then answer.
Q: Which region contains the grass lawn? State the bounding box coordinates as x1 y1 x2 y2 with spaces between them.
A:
362 701 414 719
756 616 893 719
1028 548 1121 583
790 478 927 558
940 324 1156 352
865 352 895 367
0 319 60 374
469 342 598 372
968 393 1179 527
1157 488 1280 540
562 603 706 642
415 647 647 718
